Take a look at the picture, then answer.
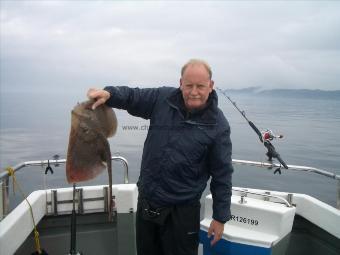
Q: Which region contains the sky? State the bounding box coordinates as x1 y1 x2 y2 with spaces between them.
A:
1 0 340 93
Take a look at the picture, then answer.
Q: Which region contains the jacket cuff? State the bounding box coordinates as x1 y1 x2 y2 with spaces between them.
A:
103 86 116 107
103 86 113 98
212 216 229 224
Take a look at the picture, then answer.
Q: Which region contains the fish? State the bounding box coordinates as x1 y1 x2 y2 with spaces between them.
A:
66 99 117 221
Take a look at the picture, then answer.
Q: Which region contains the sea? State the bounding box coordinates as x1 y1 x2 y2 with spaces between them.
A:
0 89 339 210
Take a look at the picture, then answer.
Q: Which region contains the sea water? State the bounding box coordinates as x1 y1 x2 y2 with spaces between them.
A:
0 90 339 209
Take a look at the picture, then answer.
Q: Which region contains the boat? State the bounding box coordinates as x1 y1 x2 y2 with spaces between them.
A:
0 156 339 255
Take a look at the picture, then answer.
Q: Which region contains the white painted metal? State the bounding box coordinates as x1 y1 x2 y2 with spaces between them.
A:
232 187 340 239
1 156 339 255
115 184 138 214
293 194 340 238
0 190 46 255
0 184 138 255
0 156 129 217
1 158 339 220
201 193 296 248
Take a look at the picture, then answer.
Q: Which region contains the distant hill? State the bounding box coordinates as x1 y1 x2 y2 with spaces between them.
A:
221 87 340 100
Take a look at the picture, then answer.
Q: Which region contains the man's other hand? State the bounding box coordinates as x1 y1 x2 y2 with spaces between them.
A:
207 219 224 246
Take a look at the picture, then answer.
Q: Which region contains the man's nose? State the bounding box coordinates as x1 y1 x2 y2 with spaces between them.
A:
190 85 198 95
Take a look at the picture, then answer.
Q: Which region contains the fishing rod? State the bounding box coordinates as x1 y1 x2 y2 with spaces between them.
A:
68 183 83 255
216 88 288 171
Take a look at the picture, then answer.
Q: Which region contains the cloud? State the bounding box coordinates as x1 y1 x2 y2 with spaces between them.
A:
1 1 340 93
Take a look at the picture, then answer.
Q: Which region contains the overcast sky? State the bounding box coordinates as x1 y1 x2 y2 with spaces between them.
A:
1 0 340 93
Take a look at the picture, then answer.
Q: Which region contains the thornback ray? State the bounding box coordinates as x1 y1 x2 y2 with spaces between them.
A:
66 99 117 221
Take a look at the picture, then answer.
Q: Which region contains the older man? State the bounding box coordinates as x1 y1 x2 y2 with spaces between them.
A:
87 59 233 255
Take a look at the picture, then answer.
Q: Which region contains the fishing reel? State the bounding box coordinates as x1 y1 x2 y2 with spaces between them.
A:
260 130 288 172
261 129 283 141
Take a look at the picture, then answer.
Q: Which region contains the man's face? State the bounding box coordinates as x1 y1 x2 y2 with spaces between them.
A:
180 64 214 111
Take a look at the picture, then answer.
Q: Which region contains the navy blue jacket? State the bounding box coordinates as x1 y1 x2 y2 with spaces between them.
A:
104 86 233 223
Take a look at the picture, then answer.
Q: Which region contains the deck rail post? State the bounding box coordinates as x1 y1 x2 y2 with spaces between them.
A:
337 179 340 210
0 180 3 220
0 177 9 220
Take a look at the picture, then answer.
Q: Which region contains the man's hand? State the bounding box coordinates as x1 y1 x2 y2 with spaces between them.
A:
87 88 111 110
207 219 224 246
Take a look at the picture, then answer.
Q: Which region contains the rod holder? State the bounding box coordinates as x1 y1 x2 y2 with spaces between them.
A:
287 193 293 207
77 188 84 214
52 189 58 216
239 191 247 204
103 186 109 213
264 191 270 201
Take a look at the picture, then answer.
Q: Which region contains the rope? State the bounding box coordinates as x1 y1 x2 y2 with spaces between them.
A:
6 167 42 254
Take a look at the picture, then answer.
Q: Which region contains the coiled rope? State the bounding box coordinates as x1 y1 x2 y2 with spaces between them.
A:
6 167 42 254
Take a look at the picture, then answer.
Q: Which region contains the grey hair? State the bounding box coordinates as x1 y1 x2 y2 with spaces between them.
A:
181 59 212 79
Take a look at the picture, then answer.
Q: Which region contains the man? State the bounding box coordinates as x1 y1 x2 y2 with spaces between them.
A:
87 59 233 255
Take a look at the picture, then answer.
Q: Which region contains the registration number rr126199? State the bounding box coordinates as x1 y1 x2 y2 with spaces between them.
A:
231 215 259 226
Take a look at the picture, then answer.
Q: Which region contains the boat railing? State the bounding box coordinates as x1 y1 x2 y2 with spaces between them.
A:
1 157 340 220
0 156 129 220
232 159 340 210
232 187 293 207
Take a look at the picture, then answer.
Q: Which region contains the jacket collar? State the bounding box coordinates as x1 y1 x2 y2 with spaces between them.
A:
166 88 218 125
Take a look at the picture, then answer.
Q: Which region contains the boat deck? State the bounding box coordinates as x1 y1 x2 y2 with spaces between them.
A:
15 212 136 255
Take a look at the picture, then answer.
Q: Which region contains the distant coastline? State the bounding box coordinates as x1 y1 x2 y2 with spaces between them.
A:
221 87 340 100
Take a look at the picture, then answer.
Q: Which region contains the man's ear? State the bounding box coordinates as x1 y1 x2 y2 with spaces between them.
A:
210 80 215 92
